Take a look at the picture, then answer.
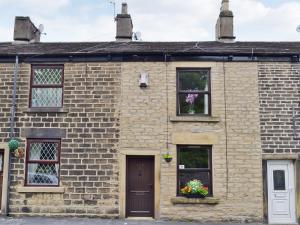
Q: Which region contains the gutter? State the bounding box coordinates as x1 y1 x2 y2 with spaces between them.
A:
0 53 298 63
7 55 19 215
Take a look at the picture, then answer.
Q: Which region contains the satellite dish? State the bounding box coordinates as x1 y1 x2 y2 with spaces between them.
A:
133 31 142 41
38 24 44 33
296 24 300 33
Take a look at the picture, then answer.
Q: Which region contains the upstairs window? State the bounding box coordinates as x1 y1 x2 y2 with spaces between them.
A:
26 139 60 186
177 68 211 115
30 65 64 108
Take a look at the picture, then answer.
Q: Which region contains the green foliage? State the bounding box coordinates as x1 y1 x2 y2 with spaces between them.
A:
181 179 209 197
179 148 208 168
8 139 19 151
162 153 172 159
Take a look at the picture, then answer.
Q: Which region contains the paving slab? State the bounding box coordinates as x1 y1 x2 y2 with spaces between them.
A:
0 216 265 225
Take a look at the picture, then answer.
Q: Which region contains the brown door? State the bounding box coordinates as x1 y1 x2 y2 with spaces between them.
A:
0 149 4 208
126 156 154 218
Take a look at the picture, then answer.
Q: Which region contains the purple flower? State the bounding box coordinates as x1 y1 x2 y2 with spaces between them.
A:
185 93 198 105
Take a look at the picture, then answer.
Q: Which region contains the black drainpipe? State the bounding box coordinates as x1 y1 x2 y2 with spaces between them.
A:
7 55 19 215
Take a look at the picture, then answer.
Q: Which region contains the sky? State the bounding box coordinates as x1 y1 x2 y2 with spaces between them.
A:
0 0 299 42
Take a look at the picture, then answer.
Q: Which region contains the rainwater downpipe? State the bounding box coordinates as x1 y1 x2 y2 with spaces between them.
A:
7 55 19 215
292 59 300 140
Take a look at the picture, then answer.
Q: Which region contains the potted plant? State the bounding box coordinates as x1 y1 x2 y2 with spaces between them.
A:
8 139 19 152
185 93 198 114
8 139 24 158
14 148 24 158
162 153 173 163
180 179 208 198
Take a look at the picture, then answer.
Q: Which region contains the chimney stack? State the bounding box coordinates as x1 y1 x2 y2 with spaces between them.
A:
13 17 41 43
215 0 235 43
115 3 133 41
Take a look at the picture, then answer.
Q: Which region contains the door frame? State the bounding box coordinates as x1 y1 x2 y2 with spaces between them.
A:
267 160 296 224
119 150 160 219
0 143 9 215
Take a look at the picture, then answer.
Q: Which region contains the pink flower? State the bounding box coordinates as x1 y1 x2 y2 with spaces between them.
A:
185 93 198 104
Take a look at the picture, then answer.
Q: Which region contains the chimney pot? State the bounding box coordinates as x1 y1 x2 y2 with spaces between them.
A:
221 0 229 11
121 3 128 14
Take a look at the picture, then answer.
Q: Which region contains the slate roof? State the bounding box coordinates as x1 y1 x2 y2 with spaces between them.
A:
0 41 299 56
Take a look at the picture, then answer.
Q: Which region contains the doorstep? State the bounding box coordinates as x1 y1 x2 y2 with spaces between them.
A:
126 217 154 220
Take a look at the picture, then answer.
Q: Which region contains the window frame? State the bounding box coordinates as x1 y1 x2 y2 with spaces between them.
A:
176 145 213 197
29 64 64 108
25 138 61 187
176 68 211 116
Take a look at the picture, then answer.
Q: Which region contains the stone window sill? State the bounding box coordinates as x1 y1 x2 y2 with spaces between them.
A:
23 108 69 113
169 116 220 123
171 197 220 204
16 186 65 193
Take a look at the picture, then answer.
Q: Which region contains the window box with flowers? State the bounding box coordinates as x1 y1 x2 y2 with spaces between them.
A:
180 179 208 198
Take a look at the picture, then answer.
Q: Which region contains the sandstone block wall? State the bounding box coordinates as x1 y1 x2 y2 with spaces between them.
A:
121 62 263 222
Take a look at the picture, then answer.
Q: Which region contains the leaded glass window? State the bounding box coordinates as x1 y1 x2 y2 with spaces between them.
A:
26 139 60 186
30 65 64 108
177 145 212 196
177 69 211 115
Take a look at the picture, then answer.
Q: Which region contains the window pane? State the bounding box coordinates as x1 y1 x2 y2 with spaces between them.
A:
179 147 209 168
273 170 286 190
27 163 59 186
179 93 209 115
29 142 58 161
33 68 62 85
31 88 62 107
178 170 210 192
179 70 209 91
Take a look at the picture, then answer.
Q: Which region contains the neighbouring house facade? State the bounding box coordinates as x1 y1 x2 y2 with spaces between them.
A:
259 62 300 224
0 1 299 223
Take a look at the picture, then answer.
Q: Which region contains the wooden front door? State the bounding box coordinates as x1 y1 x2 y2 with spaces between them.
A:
126 156 154 218
0 149 4 209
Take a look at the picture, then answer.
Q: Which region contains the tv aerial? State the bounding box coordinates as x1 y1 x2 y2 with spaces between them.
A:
109 1 116 21
38 24 46 35
133 31 142 41
296 24 300 33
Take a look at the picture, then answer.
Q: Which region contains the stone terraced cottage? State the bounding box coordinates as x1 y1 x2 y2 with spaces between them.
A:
0 1 300 224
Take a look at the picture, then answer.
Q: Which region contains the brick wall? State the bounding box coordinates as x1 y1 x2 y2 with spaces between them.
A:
0 62 121 217
258 63 300 154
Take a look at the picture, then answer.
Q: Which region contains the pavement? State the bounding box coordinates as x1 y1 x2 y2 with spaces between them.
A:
0 216 265 225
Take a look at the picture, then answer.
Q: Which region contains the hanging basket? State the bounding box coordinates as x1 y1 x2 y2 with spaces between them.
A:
163 153 173 163
164 157 172 163
8 139 19 152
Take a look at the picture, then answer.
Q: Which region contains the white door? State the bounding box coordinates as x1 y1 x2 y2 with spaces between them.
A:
267 160 296 224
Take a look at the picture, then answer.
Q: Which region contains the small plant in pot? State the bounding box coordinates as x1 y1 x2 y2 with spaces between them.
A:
162 153 173 163
180 179 208 198
8 139 24 158
8 139 19 152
